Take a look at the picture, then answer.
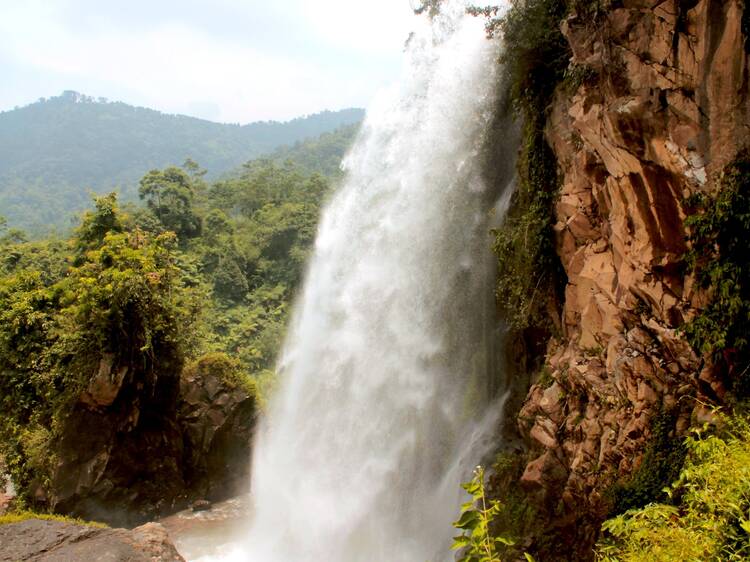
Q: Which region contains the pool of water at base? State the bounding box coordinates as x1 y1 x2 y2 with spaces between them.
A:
159 495 250 562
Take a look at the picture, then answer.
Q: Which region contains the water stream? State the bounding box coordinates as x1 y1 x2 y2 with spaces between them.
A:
186 2 515 560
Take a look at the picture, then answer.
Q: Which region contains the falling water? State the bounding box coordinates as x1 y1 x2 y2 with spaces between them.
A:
237 2 514 561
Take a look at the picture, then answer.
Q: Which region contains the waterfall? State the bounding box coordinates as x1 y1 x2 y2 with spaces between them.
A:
235 2 514 560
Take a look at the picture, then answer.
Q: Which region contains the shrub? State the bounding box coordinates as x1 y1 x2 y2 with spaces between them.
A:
452 466 518 562
183 352 257 398
596 411 750 561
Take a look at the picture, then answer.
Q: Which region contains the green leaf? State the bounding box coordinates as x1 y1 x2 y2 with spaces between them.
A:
462 480 481 496
454 510 479 531
460 500 475 512
451 534 470 550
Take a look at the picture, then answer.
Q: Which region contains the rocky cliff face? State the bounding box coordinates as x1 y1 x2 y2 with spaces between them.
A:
513 0 750 556
44 356 256 527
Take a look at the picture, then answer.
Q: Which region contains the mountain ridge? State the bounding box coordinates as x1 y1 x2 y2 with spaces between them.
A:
0 90 364 233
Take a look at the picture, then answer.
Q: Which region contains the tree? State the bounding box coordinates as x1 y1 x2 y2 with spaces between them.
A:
74 192 124 253
0 215 28 246
139 167 201 241
213 256 249 302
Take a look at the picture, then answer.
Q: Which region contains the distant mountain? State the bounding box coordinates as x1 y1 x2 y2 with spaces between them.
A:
0 91 364 234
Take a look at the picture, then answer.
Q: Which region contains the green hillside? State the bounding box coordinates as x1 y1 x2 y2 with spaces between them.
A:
266 123 361 178
0 91 363 234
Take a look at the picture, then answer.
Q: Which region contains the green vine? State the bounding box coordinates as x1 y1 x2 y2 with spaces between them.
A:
683 150 750 398
469 0 570 333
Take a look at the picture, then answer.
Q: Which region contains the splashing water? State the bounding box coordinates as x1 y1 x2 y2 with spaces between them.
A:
226 2 514 561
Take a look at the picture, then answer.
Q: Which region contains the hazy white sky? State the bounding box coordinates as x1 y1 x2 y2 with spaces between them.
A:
0 0 419 123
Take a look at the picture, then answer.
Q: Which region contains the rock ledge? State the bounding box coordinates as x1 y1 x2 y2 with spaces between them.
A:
0 519 184 561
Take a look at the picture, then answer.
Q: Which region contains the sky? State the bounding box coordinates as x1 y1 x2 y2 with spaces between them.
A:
0 0 419 123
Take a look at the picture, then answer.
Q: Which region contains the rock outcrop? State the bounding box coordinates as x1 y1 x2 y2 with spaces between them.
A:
178 366 256 502
43 355 256 527
0 519 184 561
511 0 750 557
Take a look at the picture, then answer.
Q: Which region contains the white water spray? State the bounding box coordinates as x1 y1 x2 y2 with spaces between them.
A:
239 2 513 561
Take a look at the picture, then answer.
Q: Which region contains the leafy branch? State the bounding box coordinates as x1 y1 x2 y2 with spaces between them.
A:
452 465 535 562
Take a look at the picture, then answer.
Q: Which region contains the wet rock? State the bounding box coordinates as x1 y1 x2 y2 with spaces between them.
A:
190 499 212 512
178 368 256 504
43 356 256 527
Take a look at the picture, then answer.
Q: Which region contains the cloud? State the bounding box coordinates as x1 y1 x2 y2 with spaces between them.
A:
301 0 415 55
0 0 416 122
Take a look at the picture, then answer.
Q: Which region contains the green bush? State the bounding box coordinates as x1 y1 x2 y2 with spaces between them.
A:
183 352 257 398
596 411 750 561
452 466 519 562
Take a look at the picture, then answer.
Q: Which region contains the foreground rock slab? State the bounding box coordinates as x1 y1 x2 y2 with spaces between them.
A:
0 519 184 561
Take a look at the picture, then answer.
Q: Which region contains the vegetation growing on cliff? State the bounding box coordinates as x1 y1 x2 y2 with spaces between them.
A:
596 411 750 561
684 150 750 398
0 198 198 500
607 410 687 516
465 0 572 555
470 0 569 334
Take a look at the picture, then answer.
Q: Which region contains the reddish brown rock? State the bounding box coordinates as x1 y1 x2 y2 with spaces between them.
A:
79 353 130 409
510 0 750 558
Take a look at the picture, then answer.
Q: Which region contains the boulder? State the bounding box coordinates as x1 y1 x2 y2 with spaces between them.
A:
0 519 184 561
178 362 257 503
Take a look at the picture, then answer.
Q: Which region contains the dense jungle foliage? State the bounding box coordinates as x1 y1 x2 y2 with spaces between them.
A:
596 410 750 561
0 91 363 234
0 128 349 499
